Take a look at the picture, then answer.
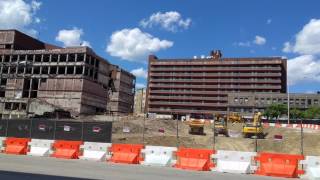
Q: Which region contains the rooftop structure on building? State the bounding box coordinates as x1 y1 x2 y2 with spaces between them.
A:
0 29 135 118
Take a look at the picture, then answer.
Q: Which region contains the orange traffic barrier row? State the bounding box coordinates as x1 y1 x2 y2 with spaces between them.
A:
174 147 215 171
51 140 83 159
255 152 304 178
109 144 144 164
4 137 31 155
0 136 308 178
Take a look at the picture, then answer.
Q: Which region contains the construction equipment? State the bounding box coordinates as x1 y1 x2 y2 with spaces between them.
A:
227 113 243 123
214 114 228 137
188 114 205 135
242 112 264 138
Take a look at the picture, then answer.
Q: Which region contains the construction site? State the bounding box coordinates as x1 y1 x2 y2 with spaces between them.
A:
1 29 320 179
109 115 320 156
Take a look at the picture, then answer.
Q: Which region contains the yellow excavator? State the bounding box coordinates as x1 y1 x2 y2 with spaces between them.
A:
188 114 205 135
214 113 228 137
227 113 243 123
242 112 264 138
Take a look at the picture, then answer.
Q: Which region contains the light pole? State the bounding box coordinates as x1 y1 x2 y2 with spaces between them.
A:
287 84 290 124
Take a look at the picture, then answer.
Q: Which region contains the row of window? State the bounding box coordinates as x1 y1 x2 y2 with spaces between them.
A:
0 54 99 68
0 66 98 79
151 65 281 68
233 97 319 105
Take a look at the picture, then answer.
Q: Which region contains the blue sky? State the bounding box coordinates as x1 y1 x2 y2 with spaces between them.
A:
1 0 320 93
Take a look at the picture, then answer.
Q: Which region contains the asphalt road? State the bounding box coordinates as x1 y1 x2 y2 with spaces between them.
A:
0 154 288 180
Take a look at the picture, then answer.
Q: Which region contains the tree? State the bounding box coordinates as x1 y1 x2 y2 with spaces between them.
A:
303 106 320 119
290 108 304 119
264 103 288 120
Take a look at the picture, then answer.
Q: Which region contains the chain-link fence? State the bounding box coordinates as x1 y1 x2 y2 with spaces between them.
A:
109 115 320 156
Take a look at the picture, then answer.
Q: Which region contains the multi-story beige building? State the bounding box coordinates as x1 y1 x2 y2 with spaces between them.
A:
134 88 146 115
227 92 320 115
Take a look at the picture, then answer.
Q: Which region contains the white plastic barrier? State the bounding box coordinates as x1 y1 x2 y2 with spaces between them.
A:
0 137 6 151
27 139 54 157
79 142 111 161
301 156 320 180
212 150 257 174
141 146 177 166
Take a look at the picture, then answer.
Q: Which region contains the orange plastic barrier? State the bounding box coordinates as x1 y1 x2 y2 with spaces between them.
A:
4 137 31 155
174 147 215 171
109 144 144 164
255 152 304 178
51 140 83 159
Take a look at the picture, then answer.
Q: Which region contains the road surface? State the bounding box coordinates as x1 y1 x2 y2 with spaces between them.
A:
0 154 288 180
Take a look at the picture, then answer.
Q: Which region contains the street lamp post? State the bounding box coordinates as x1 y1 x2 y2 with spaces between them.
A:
287 84 290 124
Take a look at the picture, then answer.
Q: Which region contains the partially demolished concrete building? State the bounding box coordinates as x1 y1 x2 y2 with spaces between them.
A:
0 30 135 118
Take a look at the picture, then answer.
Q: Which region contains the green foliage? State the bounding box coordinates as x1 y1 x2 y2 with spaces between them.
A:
264 103 287 119
290 108 304 119
303 106 320 119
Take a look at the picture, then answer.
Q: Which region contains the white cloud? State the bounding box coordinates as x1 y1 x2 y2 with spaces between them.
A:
55 27 91 47
253 35 266 45
267 19 272 24
0 0 41 36
282 42 293 53
135 83 146 89
130 68 148 79
140 11 191 32
289 19 320 55
234 41 251 47
288 55 320 85
234 35 267 47
106 28 173 62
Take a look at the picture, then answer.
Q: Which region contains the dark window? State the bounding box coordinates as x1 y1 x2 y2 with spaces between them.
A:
43 55 50 62
66 66 74 74
49 66 57 74
5 103 12 110
51 54 58 62
75 66 82 74
68 54 75 62
35 55 42 62
41 66 48 74
58 67 65 74
77 54 84 62
60 54 66 62
33 67 40 74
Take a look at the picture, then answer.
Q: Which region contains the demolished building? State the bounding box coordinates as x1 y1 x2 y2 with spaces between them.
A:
0 30 135 118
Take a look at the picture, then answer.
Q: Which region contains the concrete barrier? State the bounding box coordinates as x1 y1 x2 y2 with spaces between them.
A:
27 139 54 157
212 150 256 174
0 137 6 152
301 156 320 180
141 146 177 166
80 142 112 161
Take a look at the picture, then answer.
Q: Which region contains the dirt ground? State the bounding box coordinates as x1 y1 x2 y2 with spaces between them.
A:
110 116 320 156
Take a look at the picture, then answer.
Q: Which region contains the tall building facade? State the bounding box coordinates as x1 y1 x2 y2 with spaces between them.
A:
107 65 135 115
227 92 320 115
146 50 287 117
134 88 146 115
0 30 135 118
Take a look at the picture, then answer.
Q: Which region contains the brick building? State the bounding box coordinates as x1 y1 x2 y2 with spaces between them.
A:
107 65 135 115
0 30 135 118
146 50 287 117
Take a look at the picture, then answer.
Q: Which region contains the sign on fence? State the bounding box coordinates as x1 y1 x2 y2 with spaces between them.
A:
31 119 55 140
83 122 112 143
